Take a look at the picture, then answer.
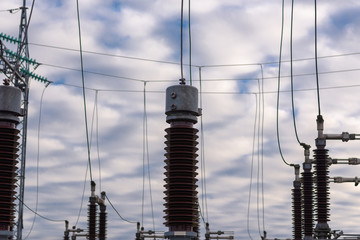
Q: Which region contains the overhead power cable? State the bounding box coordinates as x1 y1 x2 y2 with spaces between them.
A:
76 0 93 182
40 61 360 84
276 0 293 167
247 93 259 240
105 194 137 224
180 0 185 80
27 41 360 68
198 66 209 223
24 82 50 240
17 196 66 223
314 0 321 116
188 0 192 85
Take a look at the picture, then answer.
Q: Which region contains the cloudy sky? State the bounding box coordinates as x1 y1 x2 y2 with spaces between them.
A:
1 0 360 239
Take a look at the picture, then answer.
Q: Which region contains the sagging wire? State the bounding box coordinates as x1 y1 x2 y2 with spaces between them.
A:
247 93 259 240
180 0 185 81
74 91 99 227
141 82 156 231
314 0 321 115
105 194 138 224
16 196 66 223
198 66 209 223
76 0 93 182
256 65 266 238
290 0 310 148
277 0 294 167
188 0 192 85
24 82 51 240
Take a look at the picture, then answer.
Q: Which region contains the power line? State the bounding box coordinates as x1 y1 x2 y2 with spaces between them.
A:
27 41 360 68
40 60 360 85
105 194 138 224
76 0 93 182
24 82 50 240
180 0 185 80
314 0 321 116
188 0 192 85
247 93 258 240
17 195 66 223
276 0 293 167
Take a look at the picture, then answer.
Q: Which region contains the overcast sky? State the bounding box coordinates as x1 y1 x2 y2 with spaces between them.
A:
1 0 360 240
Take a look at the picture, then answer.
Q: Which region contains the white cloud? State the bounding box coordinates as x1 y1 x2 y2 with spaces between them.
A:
1 1 360 240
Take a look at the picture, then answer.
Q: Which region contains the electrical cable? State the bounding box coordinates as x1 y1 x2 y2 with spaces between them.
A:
188 0 192 85
198 66 209 223
23 82 50 240
16 196 66 223
39 60 360 85
27 41 360 69
141 82 156 231
276 0 293 167
256 79 262 238
180 0 185 80
247 93 258 240
105 194 137 224
314 0 321 116
259 65 266 235
76 0 93 182
74 91 99 227
95 91 102 192
289 0 302 145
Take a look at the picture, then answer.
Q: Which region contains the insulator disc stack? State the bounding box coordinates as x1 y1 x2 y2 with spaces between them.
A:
314 148 330 224
301 171 313 237
0 123 19 231
88 199 97 240
99 206 107 240
292 187 302 240
0 85 22 232
163 122 199 231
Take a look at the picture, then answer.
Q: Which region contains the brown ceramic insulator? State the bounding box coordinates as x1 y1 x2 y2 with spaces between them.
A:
302 171 313 237
88 201 97 240
99 207 107 240
313 148 330 223
163 123 199 232
0 124 19 230
292 187 302 240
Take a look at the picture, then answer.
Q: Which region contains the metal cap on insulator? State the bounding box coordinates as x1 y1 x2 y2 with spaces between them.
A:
0 85 22 124
165 84 201 124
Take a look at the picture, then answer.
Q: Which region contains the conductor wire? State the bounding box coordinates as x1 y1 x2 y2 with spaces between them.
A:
24 82 50 240
76 0 93 182
180 0 185 80
277 0 294 167
314 0 321 115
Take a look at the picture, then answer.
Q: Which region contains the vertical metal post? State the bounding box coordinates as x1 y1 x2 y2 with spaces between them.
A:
15 1 30 239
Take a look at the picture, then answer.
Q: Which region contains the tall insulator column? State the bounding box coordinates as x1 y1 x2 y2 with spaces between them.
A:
292 165 302 240
163 82 201 240
88 181 97 240
314 115 331 239
302 145 314 240
302 168 313 239
0 84 22 239
313 146 330 239
99 192 107 240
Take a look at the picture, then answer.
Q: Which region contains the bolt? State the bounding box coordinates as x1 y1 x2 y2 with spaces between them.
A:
171 104 177 110
171 92 177 99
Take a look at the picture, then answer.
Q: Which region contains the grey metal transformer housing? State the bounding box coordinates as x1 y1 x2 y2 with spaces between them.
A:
0 85 22 123
165 84 201 123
